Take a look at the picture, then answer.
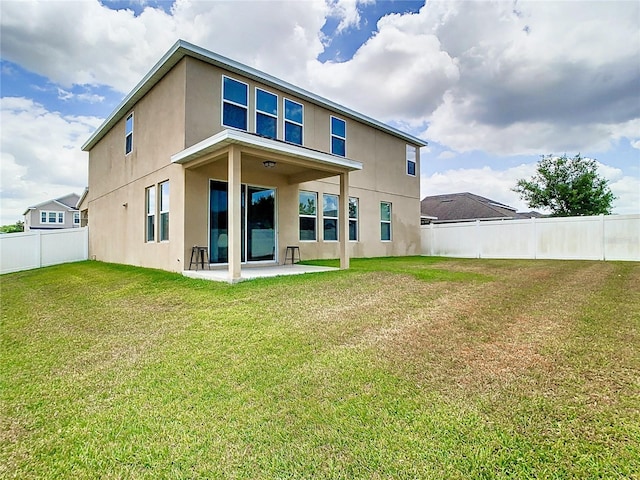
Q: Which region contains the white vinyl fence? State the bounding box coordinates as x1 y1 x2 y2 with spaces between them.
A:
422 214 639 261
0 227 89 274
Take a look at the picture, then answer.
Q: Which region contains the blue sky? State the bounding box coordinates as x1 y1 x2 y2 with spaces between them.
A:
1 0 639 226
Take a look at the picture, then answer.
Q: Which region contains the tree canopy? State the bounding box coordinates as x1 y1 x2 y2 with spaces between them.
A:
0 221 24 234
513 154 615 216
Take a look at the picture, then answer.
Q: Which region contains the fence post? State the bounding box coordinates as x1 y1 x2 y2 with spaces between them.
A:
600 214 605 261
532 217 537 260
430 223 434 256
36 230 43 268
476 219 481 258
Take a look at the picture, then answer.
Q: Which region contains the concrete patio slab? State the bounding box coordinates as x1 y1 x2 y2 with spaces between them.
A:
182 264 338 283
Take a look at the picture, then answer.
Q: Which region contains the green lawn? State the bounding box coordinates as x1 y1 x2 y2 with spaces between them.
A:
1 257 639 479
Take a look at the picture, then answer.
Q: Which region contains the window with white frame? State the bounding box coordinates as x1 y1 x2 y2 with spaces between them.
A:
380 202 392 241
159 181 169 241
125 113 134 155
73 212 80 225
284 98 303 145
146 186 155 242
331 116 346 156
40 211 64 224
323 194 339 241
256 88 278 139
406 144 417 176
349 197 358 241
299 191 317 241
222 76 248 131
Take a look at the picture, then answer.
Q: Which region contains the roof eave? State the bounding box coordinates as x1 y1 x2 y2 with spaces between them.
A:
82 40 428 152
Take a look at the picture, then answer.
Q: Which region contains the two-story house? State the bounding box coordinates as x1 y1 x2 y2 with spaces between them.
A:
23 193 81 231
81 40 427 282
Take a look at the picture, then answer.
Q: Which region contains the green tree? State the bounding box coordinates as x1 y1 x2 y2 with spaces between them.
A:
513 154 615 216
0 221 24 233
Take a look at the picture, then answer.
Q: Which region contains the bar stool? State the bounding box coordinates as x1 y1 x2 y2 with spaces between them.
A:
189 245 210 270
284 245 301 265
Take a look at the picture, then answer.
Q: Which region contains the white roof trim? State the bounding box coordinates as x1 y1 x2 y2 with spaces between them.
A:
171 129 363 171
83 40 428 151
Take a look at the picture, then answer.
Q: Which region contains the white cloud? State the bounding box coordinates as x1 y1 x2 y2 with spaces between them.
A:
1 0 638 223
421 160 640 215
327 0 374 33
0 97 102 225
421 163 540 213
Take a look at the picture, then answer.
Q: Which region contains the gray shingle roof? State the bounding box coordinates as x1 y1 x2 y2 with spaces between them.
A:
421 192 542 223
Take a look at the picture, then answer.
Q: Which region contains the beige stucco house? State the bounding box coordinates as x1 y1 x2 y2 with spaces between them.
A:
81 40 427 282
23 193 81 231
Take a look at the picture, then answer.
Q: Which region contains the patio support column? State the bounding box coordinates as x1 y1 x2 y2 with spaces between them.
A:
228 145 242 282
339 171 350 270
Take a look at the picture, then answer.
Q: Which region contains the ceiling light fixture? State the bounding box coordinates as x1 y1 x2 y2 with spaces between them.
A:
263 160 276 168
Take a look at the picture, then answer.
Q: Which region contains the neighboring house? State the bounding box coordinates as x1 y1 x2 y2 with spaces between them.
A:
81 40 427 281
421 192 543 224
23 193 81 231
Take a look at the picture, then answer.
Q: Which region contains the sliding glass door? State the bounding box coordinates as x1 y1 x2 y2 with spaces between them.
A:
210 180 276 264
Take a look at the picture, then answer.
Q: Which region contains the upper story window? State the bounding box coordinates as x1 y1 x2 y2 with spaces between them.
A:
222 76 248 131
406 145 417 176
159 181 169 242
284 98 303 145
256 88 278 139
331 116 346 156
125 113 133 155
40 211 64 224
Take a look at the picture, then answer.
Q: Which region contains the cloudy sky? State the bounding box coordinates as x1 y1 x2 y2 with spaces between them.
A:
1 0 638 225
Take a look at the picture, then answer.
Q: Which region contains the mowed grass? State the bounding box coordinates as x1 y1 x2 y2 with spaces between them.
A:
1 257 638 479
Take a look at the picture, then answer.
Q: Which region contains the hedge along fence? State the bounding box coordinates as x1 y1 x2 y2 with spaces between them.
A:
0 227 88 274
421 214 639 261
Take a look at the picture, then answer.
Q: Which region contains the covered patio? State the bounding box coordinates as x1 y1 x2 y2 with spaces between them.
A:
172 129 363 283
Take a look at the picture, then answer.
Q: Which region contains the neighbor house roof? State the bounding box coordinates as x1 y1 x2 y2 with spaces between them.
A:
421 192 543 223
82 40 428 152
23 193 80 215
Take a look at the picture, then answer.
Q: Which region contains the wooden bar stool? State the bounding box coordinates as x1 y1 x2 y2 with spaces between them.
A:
284 245 301 265
189 246 210 270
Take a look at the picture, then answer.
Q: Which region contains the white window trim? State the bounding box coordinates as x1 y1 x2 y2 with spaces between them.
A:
125 112 134 156
159 181 169 242
323 193 339 242
221 75 249 131
299 190 317 242
40 210 65 224
284 98 304 145
330 115 346 157
406 144 417 177
145 186 156 243
73 212 80 225
349 196 359 242
255 88 278 139
381 201 392 242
